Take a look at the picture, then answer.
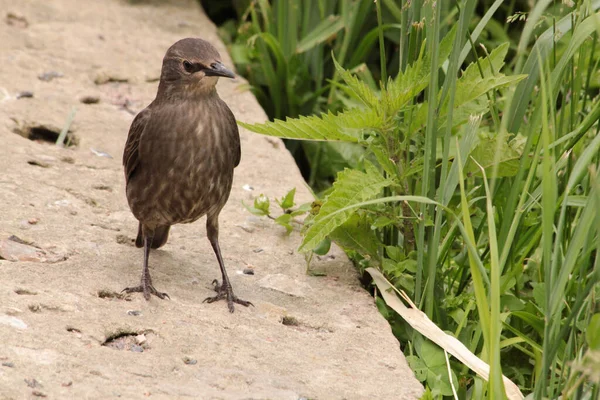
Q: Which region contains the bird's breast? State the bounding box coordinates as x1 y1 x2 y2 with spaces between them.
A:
128 104 237 225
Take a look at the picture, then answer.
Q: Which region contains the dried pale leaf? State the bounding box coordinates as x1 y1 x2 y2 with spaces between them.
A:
366 268 524 400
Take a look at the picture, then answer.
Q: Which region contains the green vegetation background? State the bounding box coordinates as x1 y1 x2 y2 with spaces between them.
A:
203 0 600 398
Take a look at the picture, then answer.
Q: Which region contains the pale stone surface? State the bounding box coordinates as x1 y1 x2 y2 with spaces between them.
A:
0 0 423 398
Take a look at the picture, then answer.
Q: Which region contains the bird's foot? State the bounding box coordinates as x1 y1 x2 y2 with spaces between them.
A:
203 279 253 313
122 284 170 301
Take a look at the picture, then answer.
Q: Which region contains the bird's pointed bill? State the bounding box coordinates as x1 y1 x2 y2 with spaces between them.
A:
204 62 235 79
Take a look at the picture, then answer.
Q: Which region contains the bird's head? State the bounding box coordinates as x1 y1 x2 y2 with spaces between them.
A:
158 38 235 95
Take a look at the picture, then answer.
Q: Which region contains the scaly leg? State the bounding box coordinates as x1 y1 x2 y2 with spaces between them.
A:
122 226 169 300
202 214 252 312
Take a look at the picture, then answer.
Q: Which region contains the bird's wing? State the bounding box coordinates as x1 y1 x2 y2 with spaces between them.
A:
123 107 151 184
224 105 241 168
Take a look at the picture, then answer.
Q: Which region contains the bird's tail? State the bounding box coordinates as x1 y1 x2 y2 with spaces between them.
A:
135 223 171 249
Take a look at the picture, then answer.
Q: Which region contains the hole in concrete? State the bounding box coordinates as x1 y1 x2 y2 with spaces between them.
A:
66 326 82 338
66 326 81 334
281 316 299 326
14 288 37 295
27 160 50 168
115 234 135 246
28 304 41 313
13 124 78 147
97 289 130 300
102 329 152 352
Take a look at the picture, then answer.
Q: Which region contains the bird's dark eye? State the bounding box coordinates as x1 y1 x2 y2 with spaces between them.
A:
183 60 194 73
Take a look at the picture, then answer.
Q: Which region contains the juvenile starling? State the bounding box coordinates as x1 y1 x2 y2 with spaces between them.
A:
122 38 251 312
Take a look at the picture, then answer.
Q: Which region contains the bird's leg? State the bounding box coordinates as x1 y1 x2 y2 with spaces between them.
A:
122 227 169 300
203 215 252 312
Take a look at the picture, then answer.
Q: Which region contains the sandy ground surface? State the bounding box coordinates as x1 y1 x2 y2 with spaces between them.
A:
0 0 423 398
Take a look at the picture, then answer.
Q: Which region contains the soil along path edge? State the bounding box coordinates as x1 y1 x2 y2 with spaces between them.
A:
0 0 424 398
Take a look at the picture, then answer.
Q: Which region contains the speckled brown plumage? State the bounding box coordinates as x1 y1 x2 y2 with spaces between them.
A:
122 38 251 312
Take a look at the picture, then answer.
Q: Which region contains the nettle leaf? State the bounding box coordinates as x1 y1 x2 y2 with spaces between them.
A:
372 145 397 177
466 130 526 177
238 108 382 142
330 26 456 121
461 42 510 81
411 42 526 133
382 25 456 117
451 74 527 112
299 162 392 252
329 213 381 260
333 56 379 108
451 43 526 110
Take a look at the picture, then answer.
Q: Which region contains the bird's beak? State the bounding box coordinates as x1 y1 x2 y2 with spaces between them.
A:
204 62 236 79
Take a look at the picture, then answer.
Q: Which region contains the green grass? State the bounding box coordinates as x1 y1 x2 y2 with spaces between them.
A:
217 0 600 398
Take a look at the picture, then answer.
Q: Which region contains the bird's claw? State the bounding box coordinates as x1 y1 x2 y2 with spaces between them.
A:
203 280 253 313
122 285 170 300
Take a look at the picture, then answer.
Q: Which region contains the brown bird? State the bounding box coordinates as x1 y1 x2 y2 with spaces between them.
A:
122 38 251 312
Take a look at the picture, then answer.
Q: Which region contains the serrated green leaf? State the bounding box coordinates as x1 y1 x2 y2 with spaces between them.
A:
329 214 381 260
451 74 527 112
410 42 525 134
372 144 397 177
296 15 344 54
461 42 510 81
466 131 525 177
333 56 379 108
382 25 457 117
299 162 392 252
239 108 382 142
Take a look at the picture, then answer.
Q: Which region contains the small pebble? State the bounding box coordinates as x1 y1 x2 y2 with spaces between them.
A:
243 268 255 275
31 390 47 398
135 334 146 345
38 71 63 82
24 378 41 388
182 356 197 365
2 362 14 368
252 248 263 253
90 148 113 158
127 310 141 316
242 184 254 191
28 218 39 225
130 344 144 353
61 381 73 387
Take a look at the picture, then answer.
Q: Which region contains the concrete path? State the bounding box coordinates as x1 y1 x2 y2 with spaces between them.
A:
0 0 423 398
